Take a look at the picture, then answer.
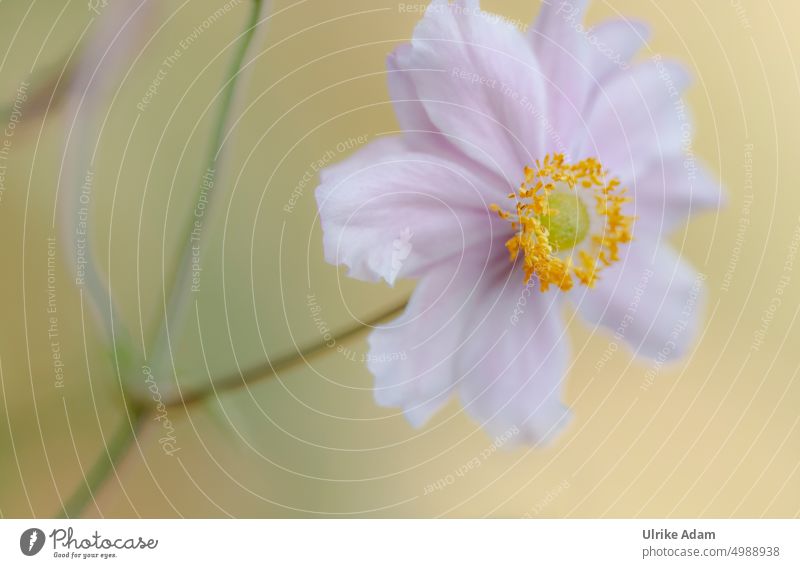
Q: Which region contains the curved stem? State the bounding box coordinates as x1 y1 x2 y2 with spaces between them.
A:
169 299 409 409
57 299 408 517
57 408 145 519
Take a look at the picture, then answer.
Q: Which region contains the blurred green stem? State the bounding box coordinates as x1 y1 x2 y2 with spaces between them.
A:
148 0 264 393
57 0 265 519
58 0 403 520
57 408 145 519
56 300 408 517
171 299 409 408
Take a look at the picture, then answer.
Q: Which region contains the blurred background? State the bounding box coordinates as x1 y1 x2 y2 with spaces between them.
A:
0 0 798 518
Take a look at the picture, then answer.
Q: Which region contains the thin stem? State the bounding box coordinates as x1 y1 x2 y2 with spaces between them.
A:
57 0 266 519
57 408 145 519
149 0 264 384
57 299 408 517
169 299 409 409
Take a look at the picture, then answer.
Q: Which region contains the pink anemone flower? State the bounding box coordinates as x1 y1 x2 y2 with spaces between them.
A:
315 0 722 444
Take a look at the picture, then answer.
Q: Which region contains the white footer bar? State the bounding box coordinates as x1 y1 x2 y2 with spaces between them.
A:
1 519 797 566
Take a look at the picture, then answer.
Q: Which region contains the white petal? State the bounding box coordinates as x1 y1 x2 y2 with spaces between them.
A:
367 249 504 426
529 0 593 150
572 240 706 360
386 43 442 152
579 58 693 182
393 0 547 182
316 137 505 285
456 266 573 445
369 247 573 446
584 19 651 82
633 159 724 232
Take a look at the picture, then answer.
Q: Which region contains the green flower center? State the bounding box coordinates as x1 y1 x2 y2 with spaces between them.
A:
539 189 590 252
490 155 634 291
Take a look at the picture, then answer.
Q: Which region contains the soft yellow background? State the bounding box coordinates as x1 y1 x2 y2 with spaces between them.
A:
0 0 797 517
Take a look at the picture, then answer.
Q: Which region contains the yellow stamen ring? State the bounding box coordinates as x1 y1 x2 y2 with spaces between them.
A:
491 154 634 292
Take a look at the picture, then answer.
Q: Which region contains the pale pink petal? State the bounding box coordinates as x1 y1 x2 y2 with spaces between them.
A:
387 43 505 178
578 58 693 182
369 249 572 444
584 19 651 81
634 159 723 232
393 0 547 182
571 241 705 360
367 247 505 426
533 0 590 35
529 0 592 151
456 266 572 445
386 44 441 152
316 137 505 285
